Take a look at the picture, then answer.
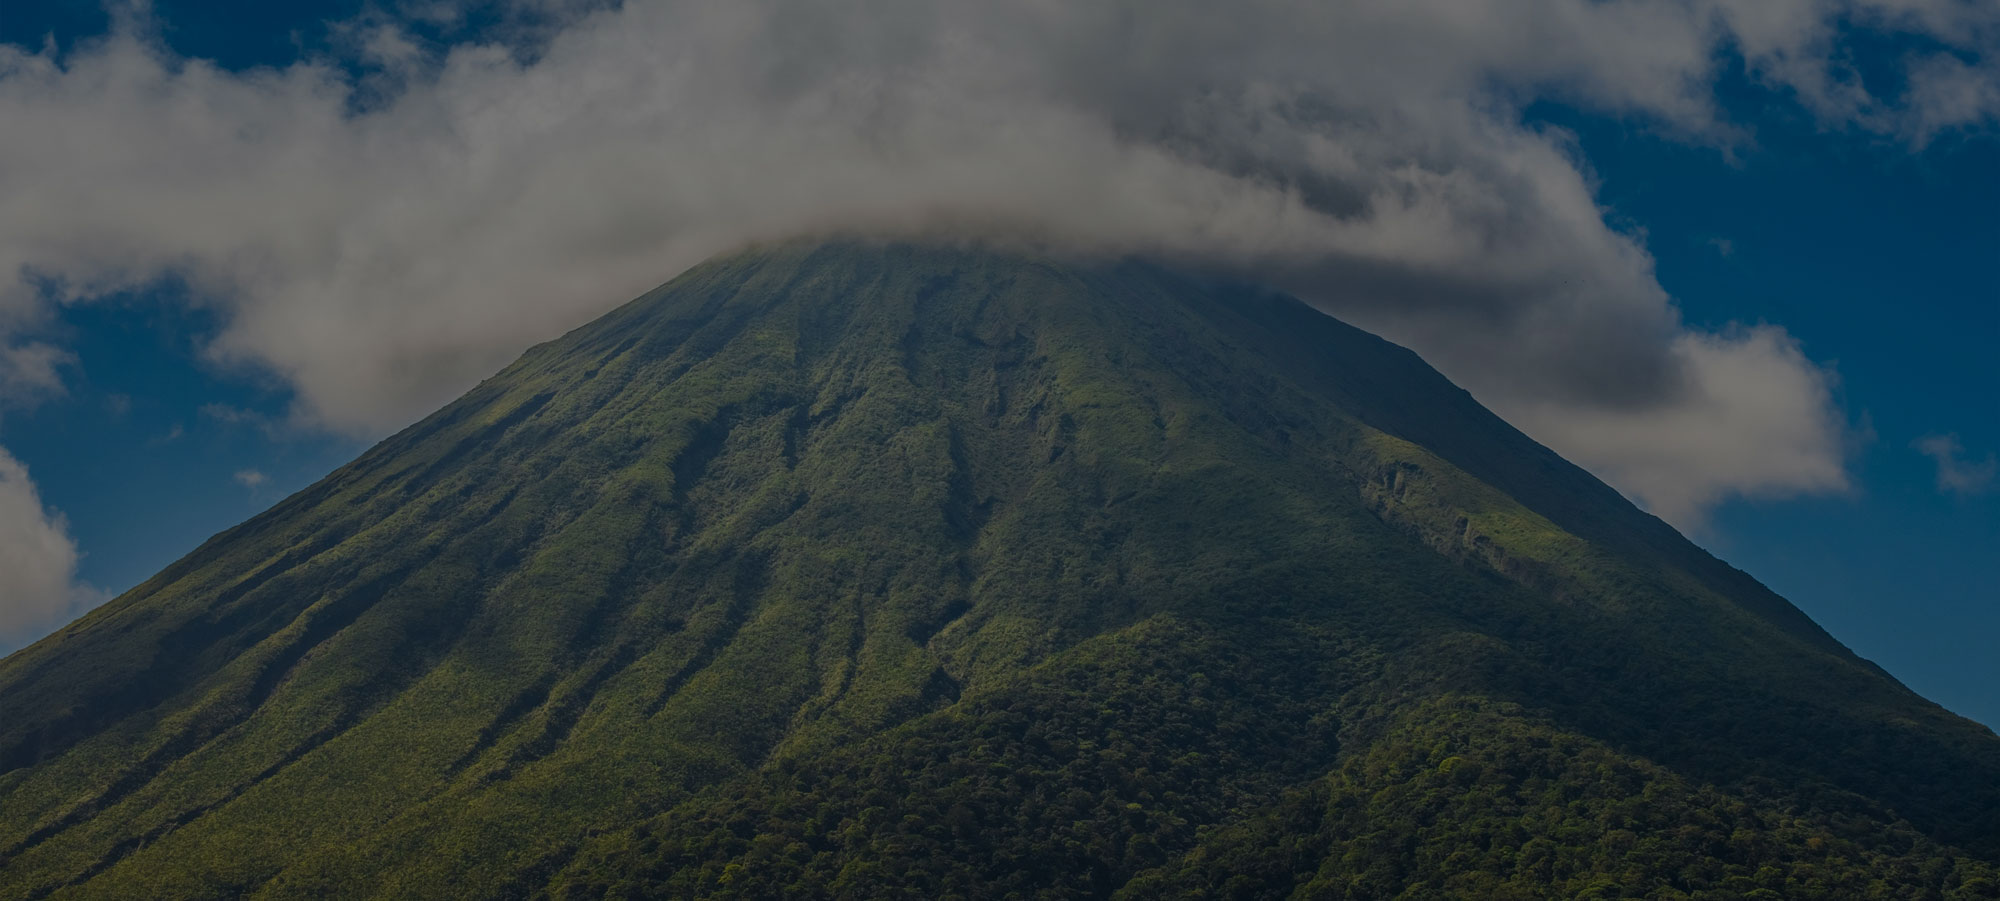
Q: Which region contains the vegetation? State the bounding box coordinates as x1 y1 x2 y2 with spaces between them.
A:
0 241 1994 898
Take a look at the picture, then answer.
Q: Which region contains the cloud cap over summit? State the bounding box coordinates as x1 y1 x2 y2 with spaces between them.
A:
3 0 1993 523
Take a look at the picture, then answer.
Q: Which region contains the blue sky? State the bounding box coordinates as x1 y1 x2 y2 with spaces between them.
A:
1544 103 1999 726
0 1 1993 727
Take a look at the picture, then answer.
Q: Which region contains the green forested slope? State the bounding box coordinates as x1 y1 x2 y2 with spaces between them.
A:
0 242 1994 899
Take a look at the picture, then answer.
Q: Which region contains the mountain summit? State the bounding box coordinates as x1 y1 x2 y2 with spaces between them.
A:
2 242 1995 899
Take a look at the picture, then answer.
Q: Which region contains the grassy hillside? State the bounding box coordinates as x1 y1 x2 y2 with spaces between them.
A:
1 242 1994 899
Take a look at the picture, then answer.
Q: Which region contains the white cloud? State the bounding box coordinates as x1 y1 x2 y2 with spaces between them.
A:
1502 327 1851 526
234 469 269 488
0 446 104 643
1914 433 1998 497
0 0 1992 526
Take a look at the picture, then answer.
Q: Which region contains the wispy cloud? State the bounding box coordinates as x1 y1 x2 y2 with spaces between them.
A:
148 423 186 445
1914 433 1998 497
0 341 73 409
200 403 283 438
199 403 261 425
234 469 269 488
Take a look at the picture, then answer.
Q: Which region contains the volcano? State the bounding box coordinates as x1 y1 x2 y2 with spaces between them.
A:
2 242 1995 899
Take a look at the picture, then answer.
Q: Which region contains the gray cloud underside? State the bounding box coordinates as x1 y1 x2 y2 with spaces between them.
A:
2 0 1995 529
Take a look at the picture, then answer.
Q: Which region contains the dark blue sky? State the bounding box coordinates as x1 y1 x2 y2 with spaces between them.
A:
1 1 1994 727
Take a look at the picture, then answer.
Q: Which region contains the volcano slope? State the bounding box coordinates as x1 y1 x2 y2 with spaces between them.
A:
0 242 1995 900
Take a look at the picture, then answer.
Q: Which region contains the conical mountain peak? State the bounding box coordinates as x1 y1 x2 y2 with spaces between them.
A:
3 242 1994 899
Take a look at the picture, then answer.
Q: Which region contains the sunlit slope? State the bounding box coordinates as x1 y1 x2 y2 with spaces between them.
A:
1 242 1994 899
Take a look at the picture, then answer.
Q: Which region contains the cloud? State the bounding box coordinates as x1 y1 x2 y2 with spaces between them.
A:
1914 433 1998 497
234 469 269 488
0 0 1992 526
1907 54 2000 144
0 341 73 407
0 446 104 643
1501 327 1851 526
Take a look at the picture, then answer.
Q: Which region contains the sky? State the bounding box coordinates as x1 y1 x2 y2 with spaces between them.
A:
0 0 1992 726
